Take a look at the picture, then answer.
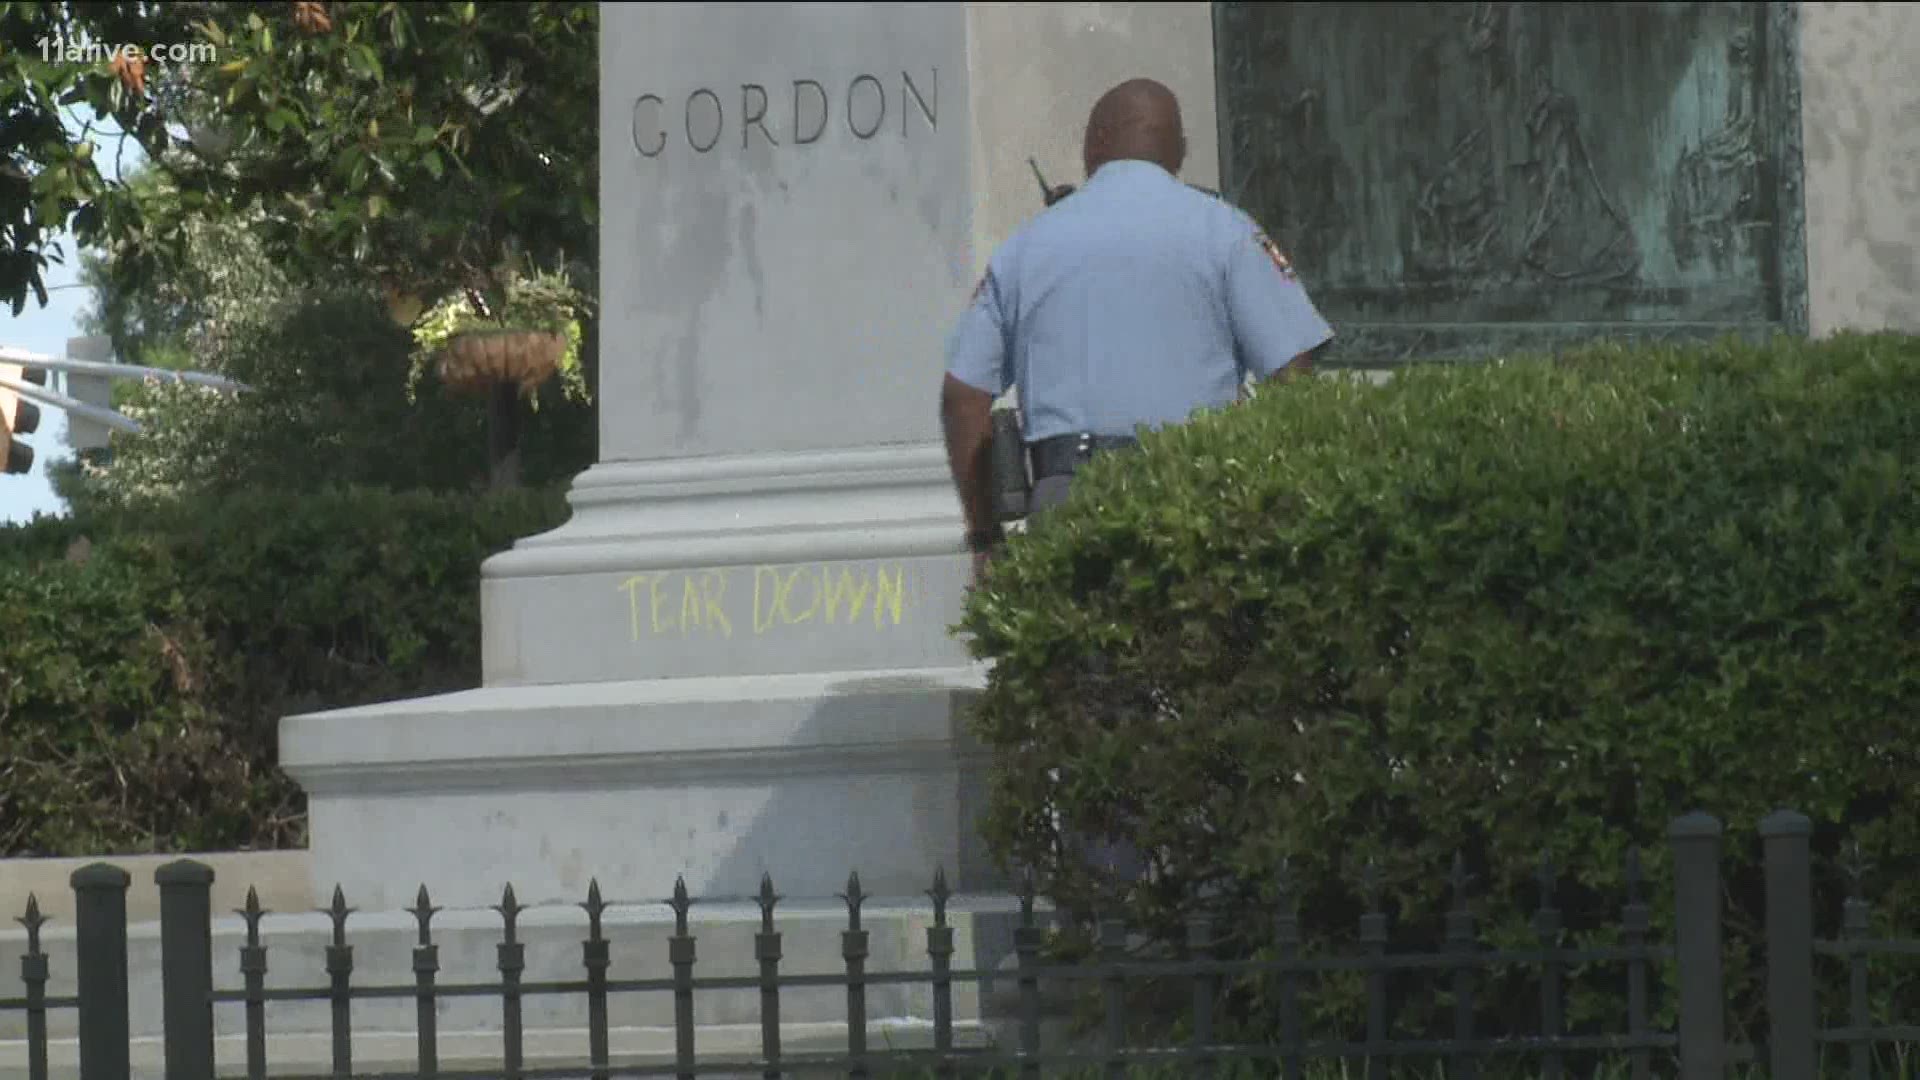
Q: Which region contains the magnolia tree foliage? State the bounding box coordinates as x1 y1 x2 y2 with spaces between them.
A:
79 170 292 374
2 1 598 315
3 2 601 497
0 0 194 313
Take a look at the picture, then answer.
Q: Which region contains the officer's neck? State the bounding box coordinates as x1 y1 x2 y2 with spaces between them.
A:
1088 157 1178 181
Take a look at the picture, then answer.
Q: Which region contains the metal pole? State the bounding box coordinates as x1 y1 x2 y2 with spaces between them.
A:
1670 813 1726 1080
0 376 144 434
0 347 250 392
70 864 131 1080
157 861 217 1080
1761 811 1816 1080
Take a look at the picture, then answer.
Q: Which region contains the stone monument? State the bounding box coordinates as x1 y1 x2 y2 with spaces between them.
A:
283 0 1920 918
280 1 1222 913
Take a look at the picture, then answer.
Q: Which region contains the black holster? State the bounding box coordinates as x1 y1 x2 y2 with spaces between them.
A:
990 407 1031 522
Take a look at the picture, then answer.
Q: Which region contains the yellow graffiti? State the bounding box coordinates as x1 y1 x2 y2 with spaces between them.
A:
874 566 905 624
700 571 731 636
619 563 909 641
823 568 872 623
620 569 734 641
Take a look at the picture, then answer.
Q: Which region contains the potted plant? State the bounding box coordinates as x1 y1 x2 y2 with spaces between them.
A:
412 268 585 396
410 267 590 488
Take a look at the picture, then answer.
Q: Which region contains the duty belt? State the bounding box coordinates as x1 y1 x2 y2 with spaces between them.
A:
1029 433 1140 481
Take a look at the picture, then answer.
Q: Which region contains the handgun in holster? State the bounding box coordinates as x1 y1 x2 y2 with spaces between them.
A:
990 405 1031 523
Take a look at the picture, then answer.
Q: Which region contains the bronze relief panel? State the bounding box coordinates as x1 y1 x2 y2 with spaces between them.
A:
1215 1 1807 362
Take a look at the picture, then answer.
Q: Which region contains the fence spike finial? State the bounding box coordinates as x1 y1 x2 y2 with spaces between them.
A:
18 893 46 950
494 883 526 942
323 884 353 944
1360 858 1382 913
408 885 439 945
236 886 268 946
670 875 692 935
1623 845 1643 902
840 871 868 921
757 873 780 931
582 878 606 941
928 866 951 926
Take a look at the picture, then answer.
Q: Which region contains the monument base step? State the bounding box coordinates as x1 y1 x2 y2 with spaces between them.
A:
281 665 1002 912
0 896 1037 1079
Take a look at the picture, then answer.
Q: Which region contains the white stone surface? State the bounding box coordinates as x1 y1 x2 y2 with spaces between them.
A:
1799 1 1920 337
962 2 1220 280
284 668 995 911
284 1 1225 924
481 1 1227 689
598 2 972 464
480 449 975 687
0 851 312 927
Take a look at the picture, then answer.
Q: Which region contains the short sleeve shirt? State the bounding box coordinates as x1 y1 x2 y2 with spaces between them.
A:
943 159 1334 442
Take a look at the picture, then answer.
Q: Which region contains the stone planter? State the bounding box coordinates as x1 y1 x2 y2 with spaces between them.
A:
437 328 566 396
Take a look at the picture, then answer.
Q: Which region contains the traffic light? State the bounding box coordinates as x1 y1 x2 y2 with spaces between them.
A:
0 361 46 475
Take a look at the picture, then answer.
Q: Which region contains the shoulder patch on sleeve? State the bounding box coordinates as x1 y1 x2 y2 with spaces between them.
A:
1254 233 1297 280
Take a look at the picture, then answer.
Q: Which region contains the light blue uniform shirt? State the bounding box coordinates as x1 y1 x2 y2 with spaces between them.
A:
945 159 1334 442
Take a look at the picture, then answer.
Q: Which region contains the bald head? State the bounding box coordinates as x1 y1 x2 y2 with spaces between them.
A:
1083 78 1185 177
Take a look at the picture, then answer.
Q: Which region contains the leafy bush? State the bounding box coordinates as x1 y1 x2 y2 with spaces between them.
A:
57 287 595 514
958 333 1920 1044
0 485 569 856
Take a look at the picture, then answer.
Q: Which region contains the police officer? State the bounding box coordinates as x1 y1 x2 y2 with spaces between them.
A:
939 77 1335 584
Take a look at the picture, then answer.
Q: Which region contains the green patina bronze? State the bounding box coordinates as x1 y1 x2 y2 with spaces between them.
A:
1213 1 1809 365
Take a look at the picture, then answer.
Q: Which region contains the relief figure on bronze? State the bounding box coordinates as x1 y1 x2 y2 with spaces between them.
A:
1215 0 1793 347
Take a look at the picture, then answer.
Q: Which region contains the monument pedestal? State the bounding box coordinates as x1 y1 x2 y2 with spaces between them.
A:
280 0 1223 916
479 447 977 688
284 666 993 912
283 443 1000 911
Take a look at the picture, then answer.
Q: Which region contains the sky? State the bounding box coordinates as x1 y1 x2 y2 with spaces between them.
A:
0 118 145 526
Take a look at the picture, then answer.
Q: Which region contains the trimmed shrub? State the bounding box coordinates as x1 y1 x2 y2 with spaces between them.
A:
958 333 1920 1044
0 485 568 856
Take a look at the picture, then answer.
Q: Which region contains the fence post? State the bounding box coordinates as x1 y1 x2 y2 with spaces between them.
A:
1670 813 1725 1080
158 860 217 1080
70 863 131 1080
1761 810 1816 1080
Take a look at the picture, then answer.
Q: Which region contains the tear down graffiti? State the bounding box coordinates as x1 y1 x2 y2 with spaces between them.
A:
617 563 911 641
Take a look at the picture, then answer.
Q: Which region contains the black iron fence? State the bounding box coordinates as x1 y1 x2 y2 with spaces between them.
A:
0 809 1913 1079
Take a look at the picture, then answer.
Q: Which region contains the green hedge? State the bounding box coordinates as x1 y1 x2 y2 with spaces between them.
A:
0 485 569 856
958 332 1920 1044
